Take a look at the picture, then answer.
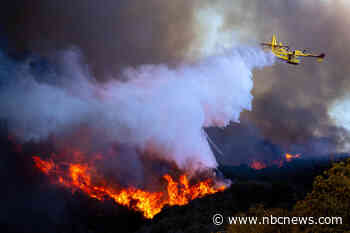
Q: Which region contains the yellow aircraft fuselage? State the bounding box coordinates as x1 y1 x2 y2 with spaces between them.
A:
261 34 325 65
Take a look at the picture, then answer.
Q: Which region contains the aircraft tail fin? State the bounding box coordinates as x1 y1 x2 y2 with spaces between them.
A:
271 34 278 47
261 34 287 48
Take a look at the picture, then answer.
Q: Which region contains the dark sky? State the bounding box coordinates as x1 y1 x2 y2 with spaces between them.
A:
0 0 203 78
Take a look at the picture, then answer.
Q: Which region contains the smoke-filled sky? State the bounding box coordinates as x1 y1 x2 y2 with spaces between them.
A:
1 0 350 165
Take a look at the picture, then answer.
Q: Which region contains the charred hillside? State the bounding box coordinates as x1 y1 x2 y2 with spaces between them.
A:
1 130 335 233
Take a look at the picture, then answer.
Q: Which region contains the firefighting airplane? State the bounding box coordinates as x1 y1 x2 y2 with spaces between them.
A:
261 34 325 65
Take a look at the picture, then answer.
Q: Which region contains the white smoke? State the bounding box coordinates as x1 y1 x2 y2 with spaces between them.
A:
328 95 350 152
0 47 274 170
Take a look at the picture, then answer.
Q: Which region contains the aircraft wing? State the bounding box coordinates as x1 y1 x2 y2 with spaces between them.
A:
260 43 289 49
296 52 326 62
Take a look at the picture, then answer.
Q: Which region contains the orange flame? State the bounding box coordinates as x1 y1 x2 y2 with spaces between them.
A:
250 160 267 170
285 153 301 162
33 156 225 219
249 153 301 170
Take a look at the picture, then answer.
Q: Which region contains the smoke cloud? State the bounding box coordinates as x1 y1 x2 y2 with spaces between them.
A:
2 0 350 165
0 47 273 170
204 0 350 162
0 0 214 79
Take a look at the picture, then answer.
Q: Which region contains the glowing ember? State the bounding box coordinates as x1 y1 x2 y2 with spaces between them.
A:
249 153 302 170
33 156 225 219
285 153 301 162
250 160 267 170
272 159 284 168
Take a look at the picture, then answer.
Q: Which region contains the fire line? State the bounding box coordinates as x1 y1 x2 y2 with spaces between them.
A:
33 156 226 219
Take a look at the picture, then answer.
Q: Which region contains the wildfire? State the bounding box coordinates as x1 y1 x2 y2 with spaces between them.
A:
250 153 302 170
285 153 301 162
250 160 267 170
33 156 225 219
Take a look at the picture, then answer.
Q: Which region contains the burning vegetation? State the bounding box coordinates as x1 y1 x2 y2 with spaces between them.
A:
250 153 302 170
33 152 226 219
249 160 267 170
285 153 301 162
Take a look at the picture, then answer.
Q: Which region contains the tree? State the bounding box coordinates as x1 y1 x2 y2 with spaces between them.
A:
292 158 350 233
228 159 350 233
